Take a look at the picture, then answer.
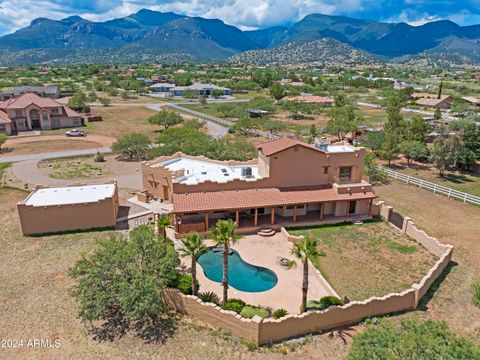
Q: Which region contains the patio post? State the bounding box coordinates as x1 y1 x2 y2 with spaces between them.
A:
320 202 324 220
293 205 297 223
235 209 239 227
204 212 209 231
254 208 258 227
271 207 275 225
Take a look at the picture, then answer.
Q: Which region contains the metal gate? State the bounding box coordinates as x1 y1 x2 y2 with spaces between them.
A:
389 211 404 230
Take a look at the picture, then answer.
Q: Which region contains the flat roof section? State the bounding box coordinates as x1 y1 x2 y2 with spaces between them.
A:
154 157 261 185
25 184 116 207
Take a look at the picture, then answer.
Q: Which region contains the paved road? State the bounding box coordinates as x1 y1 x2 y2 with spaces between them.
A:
0 147 111 163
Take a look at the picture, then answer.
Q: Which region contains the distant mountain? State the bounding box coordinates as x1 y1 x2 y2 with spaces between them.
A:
0 9 479 65
228 38 379 65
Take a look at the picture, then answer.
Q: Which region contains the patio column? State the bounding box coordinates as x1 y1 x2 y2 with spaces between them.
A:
320 203 324 220
368 199 373 217
254 208 258 227
204 212 209 231
235 209 239 227
345 201 350 219
271 207 275 225
293 205 297 223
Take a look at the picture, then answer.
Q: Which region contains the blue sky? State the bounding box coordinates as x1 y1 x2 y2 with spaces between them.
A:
1 0 480 34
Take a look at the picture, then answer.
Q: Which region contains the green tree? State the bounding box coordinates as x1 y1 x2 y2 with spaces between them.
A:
291 236 323 313
69 225 178 338
361 131 385 155
407 116 430 142
149 110 183 130
211 89 224 99
269 83 286 101
401 140 428 166
0 133 6 153
326 106 358 140
263 120 286 135
334 93 348 107
384 95 405 134
99 97 111 107
179 232 208 296
347 319 480 360
157 214 172 241
430 134 464 176
67 91 90 112
112 133 150 160
434 107 442 120
381 132 400 165
212 220 241 303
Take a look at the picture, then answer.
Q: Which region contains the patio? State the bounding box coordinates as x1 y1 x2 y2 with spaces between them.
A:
179 232 339 314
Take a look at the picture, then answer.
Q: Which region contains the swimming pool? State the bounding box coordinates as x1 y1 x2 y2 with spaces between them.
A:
197 247 278 292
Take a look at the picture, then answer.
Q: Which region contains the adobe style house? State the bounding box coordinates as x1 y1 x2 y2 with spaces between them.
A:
141 138 376 234
18 182 119 235
286 95 334 107
411 93 453 109
0 92 83 135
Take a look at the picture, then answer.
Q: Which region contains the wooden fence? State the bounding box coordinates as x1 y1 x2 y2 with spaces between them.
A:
383 168 480 206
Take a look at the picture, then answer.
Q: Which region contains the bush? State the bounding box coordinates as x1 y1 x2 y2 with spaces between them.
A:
174 274 197 295
94 152 105 162
272 308 288 319
222 298 246 313
472 280 480 308
240 305 269 319
307 296 343 311
198 291 219 304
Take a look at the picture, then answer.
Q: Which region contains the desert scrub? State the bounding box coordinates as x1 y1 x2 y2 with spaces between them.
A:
239 305 269 319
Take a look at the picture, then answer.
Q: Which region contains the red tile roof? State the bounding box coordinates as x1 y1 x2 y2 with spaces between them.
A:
287 95 334 104
0 110 11 124
0 92 82 117
172 186 375 213
256 137 314 157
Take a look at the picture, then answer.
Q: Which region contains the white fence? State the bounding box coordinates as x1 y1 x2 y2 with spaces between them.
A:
383 168 480 206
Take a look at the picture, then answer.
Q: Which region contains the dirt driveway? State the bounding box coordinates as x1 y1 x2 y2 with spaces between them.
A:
4 134 116 150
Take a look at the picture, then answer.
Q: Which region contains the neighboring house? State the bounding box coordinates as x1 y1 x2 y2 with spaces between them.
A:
461 96 480 106
150 83 176 93
286 95 334 106
0 92 83 135
17 182 119 235
151 75 168 83
141 138 376 234
0 86 60 101
169 83 231 97
415 95 453 109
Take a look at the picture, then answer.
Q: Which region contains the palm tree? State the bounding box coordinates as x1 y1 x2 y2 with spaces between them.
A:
212 219 241 303
291 235 322 313
179 232 208 296
157 214 172 241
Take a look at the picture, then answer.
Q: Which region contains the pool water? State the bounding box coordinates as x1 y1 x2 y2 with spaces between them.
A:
197 248 278 292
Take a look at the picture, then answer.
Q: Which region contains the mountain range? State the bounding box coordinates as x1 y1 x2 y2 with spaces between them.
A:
0 9 479 65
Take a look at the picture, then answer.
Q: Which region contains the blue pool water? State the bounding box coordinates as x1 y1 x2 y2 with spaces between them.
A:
197 248 278 292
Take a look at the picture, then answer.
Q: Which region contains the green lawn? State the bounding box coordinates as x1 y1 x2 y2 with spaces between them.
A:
288 220 437 301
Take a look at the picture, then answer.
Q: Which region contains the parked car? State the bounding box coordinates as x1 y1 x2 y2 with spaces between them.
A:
65 129 87 137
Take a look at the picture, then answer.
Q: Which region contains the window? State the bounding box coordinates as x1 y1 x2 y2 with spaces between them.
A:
51 108 59 114
0 124 5 131
339 166 352 183
15 110 22 116
42 113 49 122
323 166 329 174
73 118 81 126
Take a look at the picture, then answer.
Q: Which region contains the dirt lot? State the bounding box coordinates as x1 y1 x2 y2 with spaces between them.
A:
289 221 437 301
374 181 480 343
0 140 101 156
0 187 350 360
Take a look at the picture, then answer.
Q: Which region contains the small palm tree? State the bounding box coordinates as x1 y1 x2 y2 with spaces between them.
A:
291 235 323 313
157 214 172 241
179 232 208 296
212 219 241 303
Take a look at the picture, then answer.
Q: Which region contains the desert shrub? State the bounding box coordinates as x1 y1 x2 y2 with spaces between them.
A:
307 296 343 310
94 152 105 162
174 274 197 295
198 291 219 304
240 305 269 319
472 280 480 308
222 298 246 313
272 308 288 319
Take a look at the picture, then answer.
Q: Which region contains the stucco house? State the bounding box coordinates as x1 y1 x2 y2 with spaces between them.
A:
0 92 83 135
141 138 376 234
0 85 60 101
169 83 232 97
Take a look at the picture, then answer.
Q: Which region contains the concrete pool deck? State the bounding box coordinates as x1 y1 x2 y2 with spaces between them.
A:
179 232 338 314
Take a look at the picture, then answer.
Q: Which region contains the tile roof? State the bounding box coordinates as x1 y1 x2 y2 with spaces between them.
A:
172 186 375 213
256 137 313 156
416 96 452 106
0 110 11 124
0 92 81 117
288 95 334 104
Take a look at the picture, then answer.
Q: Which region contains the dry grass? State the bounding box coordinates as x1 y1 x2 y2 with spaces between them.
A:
289 221 436 301
374 181 480 343
0 187 350 360
1 140 100 156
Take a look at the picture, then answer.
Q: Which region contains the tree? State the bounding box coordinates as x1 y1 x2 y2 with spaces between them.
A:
263 120 286 134
149 110 183 130
401 140 428 166
112 133 150 160
212 220 241 303
99 97 111 107
437 80 443 99
157 214 172 241
334 93 348 107
430 134 464 176
69 225 178 338
291 236 322 313
407 116 430 142
434 107 442 120
326 106 358 140
384 95 405 134
361 131 385 155
381 132 401 165
179 232 208 296
211 89 224 99
347 319 480 360
67 91 90 112
269 83 286 101
199 93 208 107
0 133 6 153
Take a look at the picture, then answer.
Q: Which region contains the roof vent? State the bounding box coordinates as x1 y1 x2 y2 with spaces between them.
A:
314 140 328 152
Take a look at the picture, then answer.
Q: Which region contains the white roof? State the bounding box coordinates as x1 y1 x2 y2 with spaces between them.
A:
25 184 116 207
325 145 355 153
153 157 260 185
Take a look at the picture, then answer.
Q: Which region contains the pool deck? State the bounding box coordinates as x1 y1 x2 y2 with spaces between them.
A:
179 232 339 314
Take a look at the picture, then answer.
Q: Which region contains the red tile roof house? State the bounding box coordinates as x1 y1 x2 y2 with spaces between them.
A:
286 95 335 107
141 138 376 235
0 92 83 135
